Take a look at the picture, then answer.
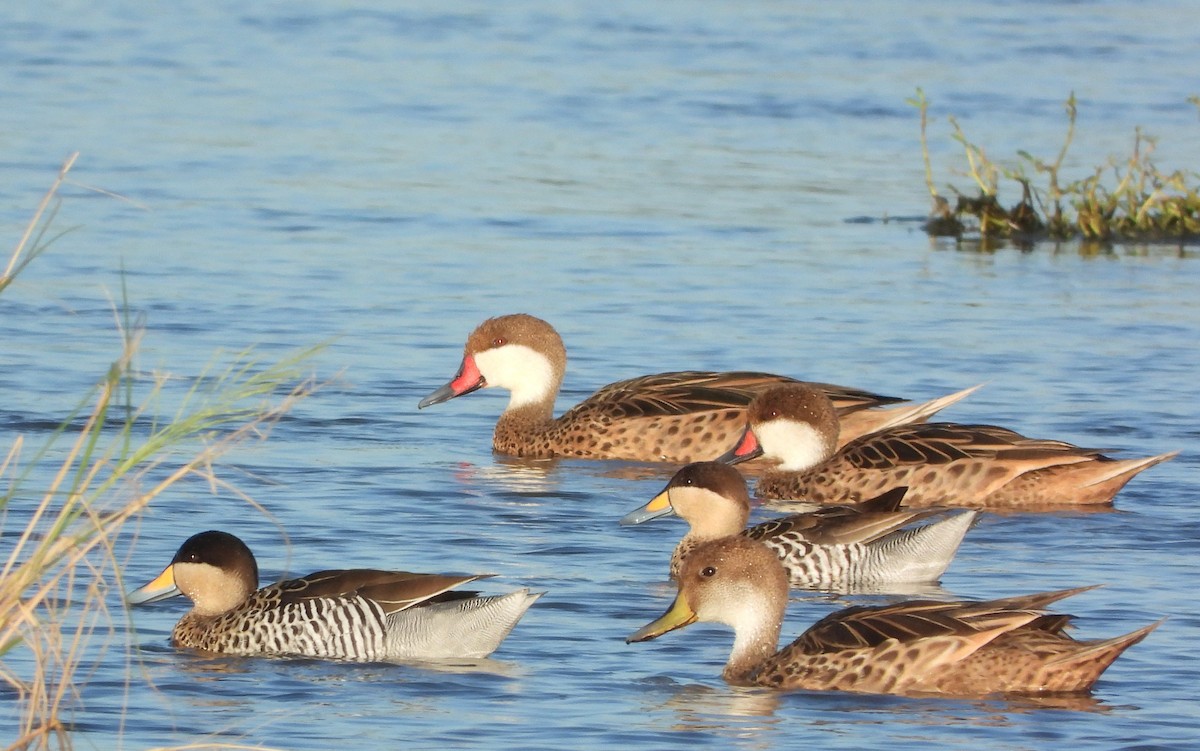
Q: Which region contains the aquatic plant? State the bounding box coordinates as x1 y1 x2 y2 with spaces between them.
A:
1 155 318 750
910 89 1200 246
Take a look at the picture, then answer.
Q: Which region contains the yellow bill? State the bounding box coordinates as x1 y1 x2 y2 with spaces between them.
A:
126 564 181 605
618 488 676 526
626 591 697 643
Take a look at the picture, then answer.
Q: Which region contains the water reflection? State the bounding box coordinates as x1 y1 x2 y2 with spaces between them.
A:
937 236 1198 259
138 647 527 682
492 454 677 484
453 454 678 495
646 678 1114 735
809 689 1116 719
453 456 562 496
635 681 785 739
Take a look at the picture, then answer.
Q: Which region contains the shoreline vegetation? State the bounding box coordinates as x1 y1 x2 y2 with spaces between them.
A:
911 89 1200 248
2 155 318 751
3 93 1193 747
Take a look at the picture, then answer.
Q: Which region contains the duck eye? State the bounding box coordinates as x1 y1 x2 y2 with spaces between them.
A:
492 337 506 347
700 566 717 578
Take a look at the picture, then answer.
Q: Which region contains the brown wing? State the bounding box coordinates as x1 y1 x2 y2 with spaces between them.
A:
840 422 1107 470
743 488 930 545
855 486 910 512
569 371 901 421
790 586 1095 655
276 569 489 615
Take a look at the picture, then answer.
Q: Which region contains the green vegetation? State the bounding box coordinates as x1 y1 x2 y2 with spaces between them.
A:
910 89 1200 246
2 155 319 750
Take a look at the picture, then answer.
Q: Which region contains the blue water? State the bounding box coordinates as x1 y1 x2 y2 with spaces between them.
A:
2 2 1198 749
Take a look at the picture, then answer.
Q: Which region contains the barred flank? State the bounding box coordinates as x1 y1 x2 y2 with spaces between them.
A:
174 588 389 660
769 536 861 586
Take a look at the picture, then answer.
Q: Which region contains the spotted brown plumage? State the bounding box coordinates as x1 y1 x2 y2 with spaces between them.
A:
127 531 540 661
418 314 977 463
627 536 1160 696
721 383 1177 508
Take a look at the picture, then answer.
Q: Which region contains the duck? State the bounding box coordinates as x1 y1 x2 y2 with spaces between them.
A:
719 383 1177 508
619 461 975 588
417 313 978 463
627 536 1159 695
127 530 540 661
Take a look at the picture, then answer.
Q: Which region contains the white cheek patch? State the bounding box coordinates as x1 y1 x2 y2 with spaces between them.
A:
703 584 776 657
721 598 759 632
756 420 831 471
474 344 556 409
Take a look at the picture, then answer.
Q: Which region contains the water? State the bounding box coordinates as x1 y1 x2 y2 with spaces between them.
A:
2 1 1198 749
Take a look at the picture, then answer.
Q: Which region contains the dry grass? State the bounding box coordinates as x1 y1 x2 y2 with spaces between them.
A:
1 155 319 750
911 89 1200 247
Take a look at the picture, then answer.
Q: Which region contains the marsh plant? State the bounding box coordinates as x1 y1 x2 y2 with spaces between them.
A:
1 156 318 750
911 89 1200 246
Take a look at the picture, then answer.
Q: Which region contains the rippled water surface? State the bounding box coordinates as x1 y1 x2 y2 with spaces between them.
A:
2 2 1199 749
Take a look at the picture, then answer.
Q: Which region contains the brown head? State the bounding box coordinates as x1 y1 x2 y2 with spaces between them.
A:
628 536 788 685
127 530 260 617
621 461 753 537
419 314 567 411
734 384 840 471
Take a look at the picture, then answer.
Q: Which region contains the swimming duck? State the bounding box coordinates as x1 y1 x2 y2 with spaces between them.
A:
627 536 1159 695
719 383 1177 508
619 461 975 588
127 530 540 661
418 313 977 462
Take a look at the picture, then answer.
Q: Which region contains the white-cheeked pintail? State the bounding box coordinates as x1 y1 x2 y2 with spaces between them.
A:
720 383 1177 508
418 314 978 463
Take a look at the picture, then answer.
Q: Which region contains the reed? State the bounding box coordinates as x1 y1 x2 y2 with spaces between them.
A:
1 156 319 750
910 89 1200 246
